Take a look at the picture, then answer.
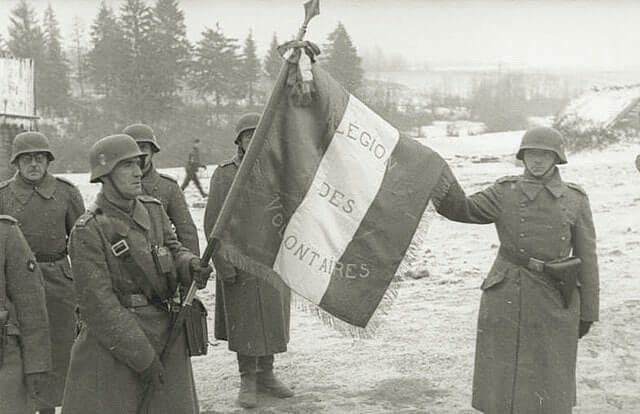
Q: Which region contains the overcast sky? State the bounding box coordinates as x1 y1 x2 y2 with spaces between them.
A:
2 0 640 71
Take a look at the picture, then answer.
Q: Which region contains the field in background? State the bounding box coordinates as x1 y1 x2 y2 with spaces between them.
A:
62 131 640 413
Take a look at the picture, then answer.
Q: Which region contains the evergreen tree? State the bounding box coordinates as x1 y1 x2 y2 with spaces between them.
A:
41 3 70 115
190 23 241 115
70 16 88 98
263 33 281 80
149 0 191 114
240 30 261 105
88 2 127 99
119 0 155 120
322 22 363 92
8 0 46 110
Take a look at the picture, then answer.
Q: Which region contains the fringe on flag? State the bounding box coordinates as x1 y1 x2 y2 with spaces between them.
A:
215 203 434 339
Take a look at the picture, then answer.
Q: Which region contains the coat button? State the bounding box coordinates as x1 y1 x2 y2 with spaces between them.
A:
519 248 526 253
520 218 525 222
560 236 567 240
520 233 526 238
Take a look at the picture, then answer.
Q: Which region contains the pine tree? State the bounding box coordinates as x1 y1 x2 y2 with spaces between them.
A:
263 33 281 80
322 22 363 92
70 16 88 98
149 0 191 115
88 2 127 99
120 0 155 120
8 0 46 110
41 3 70 115
240 30 261 105
190 23 241 115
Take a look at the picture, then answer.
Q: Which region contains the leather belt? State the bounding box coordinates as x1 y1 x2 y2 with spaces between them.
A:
120 294 151 308
498 246 547 272
35 252 67 263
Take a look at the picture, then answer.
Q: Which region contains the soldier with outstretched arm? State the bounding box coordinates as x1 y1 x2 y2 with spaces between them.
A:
432 127 599 414
61 134 211 414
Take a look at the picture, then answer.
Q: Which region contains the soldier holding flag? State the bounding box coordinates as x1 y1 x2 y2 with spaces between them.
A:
434 127 599 414
205 113 294 409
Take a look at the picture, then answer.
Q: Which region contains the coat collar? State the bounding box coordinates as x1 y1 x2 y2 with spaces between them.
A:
9 172 57 204
95 192 151 231
141 164 160 190
521 167 565 200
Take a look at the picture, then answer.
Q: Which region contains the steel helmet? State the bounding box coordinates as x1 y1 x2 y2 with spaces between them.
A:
122 123 160 152
234 113 260 144
516 127 567 165
89 134 146 183
11 131 55 163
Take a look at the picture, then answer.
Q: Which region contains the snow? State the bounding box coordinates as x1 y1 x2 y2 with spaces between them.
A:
60 131 640 413
557 85 640 133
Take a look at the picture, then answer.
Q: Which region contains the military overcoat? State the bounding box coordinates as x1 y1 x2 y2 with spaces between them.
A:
436 167 599 414
62 193 199 414
204 158 291 356
0 172 84 407
141 165 200 254
0 215 51 414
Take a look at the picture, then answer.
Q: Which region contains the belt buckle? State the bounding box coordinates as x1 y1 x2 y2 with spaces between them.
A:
528 257 545 272
111 239 130 257
130 294 147 308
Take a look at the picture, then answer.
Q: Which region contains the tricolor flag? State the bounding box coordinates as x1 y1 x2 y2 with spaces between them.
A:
211 61 448 328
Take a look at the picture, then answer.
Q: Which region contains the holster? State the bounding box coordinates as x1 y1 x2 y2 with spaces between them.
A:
184 297 208 356
544 256 582 309
0 310 8 368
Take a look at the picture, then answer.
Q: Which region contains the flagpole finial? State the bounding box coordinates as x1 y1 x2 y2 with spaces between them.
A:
297 0 320 40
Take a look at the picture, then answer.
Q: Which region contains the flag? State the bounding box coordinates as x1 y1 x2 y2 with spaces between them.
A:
212 62 448 328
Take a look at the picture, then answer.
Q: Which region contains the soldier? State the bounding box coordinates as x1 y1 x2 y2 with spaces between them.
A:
123 123 200 254
181 138 207 198
0 131 85 414
62 134 212 414
434 127 599 413
0 215 51 414
204 113 293 409
635 153 640 172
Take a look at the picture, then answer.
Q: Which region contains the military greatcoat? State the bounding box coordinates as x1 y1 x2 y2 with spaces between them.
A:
0 215 51 414
204 157 291 356
435 166 599 414
142 164 200 254
0 172 84 407
62 193 199 414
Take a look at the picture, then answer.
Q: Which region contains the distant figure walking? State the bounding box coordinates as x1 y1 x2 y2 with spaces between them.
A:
181 139 207 198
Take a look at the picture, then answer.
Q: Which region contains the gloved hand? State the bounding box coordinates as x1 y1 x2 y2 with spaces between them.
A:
189 258 213 288
25 372 48 400
579 320 593 338
140 356 165 390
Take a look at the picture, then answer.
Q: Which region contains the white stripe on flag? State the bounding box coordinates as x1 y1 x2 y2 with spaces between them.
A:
273 94 400 303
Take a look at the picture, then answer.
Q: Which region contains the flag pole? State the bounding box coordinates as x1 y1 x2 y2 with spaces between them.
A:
201 0 320 264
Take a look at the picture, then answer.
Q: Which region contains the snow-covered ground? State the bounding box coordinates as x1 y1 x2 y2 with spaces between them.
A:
61 130 640 413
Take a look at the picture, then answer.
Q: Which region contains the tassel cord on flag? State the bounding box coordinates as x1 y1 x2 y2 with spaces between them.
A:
206 0 320 253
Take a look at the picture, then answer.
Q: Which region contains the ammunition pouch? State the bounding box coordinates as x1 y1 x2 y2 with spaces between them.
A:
184 298 208 356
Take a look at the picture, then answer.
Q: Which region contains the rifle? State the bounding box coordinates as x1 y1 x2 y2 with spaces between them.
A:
544 256 582 309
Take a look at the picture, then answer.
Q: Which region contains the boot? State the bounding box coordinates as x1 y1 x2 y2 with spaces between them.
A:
237 354 257 408
257 355 294 398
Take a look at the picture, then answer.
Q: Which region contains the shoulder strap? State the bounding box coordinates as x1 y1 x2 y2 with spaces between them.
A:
92 212 163 303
